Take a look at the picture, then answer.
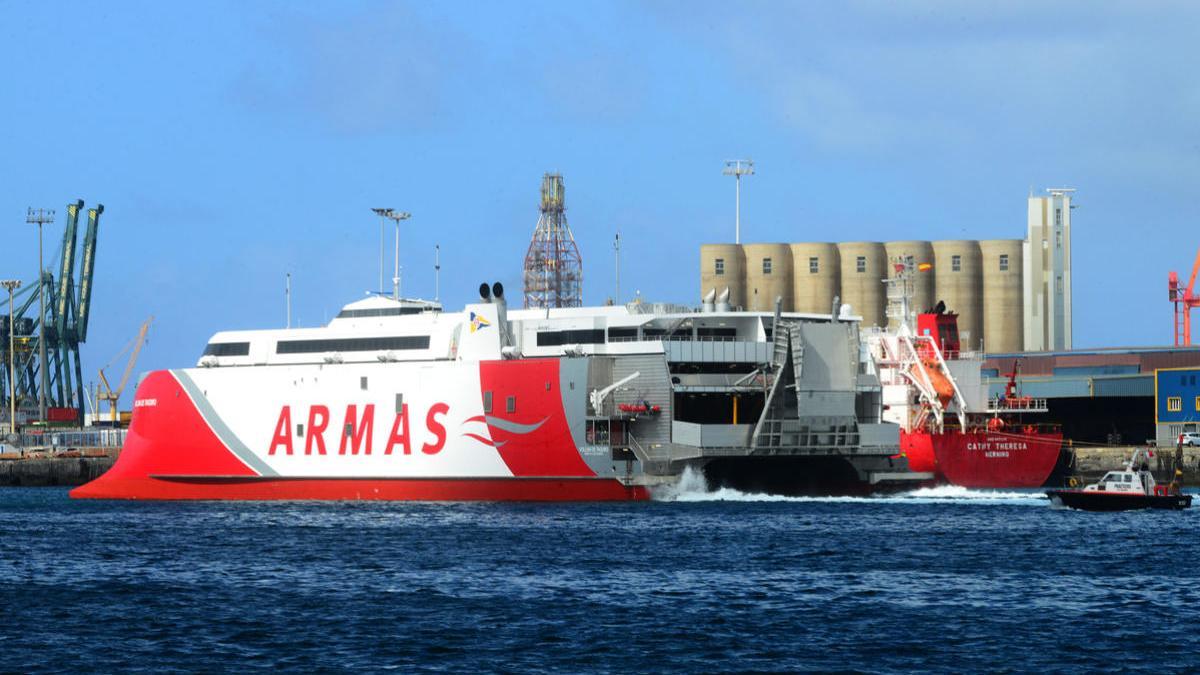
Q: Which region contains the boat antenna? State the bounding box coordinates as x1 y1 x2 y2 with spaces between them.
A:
435 244 441 302
285 272 292 328
614 231 621 304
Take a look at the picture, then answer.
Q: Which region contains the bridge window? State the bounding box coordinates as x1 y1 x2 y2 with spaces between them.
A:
952 255 961 272
856 256 866 273
203 342 250 357
809 257 819 274
335 307 426 319
536 329 605 346
715 258 725 275
762 258 772 275
607 327 639 342
695 327 737 341
275 335 430 354
999 254 1009 272
1168 396 1182 412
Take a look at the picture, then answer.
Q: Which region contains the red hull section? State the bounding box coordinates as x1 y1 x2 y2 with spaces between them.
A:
71 368 649 502
71 476 649 501
901 429 1063 488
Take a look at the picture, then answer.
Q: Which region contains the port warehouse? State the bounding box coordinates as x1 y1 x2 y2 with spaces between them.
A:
978 347 1200 446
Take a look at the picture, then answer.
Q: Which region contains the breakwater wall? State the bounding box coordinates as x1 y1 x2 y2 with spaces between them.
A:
0 449 117 487
1065 445 1200 486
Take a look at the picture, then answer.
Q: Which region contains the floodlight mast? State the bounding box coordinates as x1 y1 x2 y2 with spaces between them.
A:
371 208 393 294
385 211 412 300
2 279 21 435
722 159 754 244
26 207 54 421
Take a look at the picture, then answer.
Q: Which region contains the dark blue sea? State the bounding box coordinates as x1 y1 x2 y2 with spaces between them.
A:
2 479 1198 673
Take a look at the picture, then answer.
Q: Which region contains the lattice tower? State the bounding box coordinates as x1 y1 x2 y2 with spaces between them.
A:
523 173 583 308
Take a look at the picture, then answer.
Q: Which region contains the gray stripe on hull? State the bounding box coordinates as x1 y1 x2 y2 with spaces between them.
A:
172 369 278 477
484 415 548 435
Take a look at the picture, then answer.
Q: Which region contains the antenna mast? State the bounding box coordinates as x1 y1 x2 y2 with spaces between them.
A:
523 173 584 309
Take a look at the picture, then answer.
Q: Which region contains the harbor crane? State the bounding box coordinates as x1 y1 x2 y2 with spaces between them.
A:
96 316 152 425
1 200 103 424
1168 248 1200 346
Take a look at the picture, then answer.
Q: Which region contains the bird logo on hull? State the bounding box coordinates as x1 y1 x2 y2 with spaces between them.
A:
469 312 491 333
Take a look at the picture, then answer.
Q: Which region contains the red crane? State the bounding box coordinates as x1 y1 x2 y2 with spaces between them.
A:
1168 248 1200 346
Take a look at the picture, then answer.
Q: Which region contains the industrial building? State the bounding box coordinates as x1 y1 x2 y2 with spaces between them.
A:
1154 366 1200 446
699 189 1073 353
978 348 1200 447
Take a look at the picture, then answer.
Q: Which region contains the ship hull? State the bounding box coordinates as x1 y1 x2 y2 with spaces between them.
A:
901 429 1063 488
72 361 650 502
71 476 648 501
1046 490 1192 511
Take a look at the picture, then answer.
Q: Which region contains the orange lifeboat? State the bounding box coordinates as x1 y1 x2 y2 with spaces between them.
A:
909 357 955 408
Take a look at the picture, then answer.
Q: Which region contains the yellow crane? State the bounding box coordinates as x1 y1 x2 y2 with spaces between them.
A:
97 316 153 426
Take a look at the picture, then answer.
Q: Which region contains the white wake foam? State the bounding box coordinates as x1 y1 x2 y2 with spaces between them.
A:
651 468 1045 504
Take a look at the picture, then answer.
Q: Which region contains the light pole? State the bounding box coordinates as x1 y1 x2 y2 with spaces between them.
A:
614 232 621 304
371 208 393 294
2 280 20 437
26 208 53 421
722 159 754 244
385 211 412 300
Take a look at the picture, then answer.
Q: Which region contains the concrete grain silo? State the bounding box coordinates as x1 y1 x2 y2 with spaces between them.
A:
743 243 792 312
932 240 983 351
837 242 887 327
883 240 935 328
979 239 1024 353
700 244 746 309
789 242 840 314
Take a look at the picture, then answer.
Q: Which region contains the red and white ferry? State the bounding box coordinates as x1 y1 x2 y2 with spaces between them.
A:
74 283 921 501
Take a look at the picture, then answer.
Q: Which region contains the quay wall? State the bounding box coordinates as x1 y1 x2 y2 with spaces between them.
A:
1066 446 1200 486
0 449 117 487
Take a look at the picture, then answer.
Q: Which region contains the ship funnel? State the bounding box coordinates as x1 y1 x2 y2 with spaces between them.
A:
702 288 716 313
715 287 731 312
490 281 514 352
479 283 492 301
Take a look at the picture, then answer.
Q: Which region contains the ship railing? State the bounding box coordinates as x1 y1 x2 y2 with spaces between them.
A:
944 421 1062 436
8 429 127 451
625 433 653 463
986 396 1049 413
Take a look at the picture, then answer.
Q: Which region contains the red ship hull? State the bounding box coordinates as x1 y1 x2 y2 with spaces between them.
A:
71 363 651 502
901 429 1063 488
71 475 649 501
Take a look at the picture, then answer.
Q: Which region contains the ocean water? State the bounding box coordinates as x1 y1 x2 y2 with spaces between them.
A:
1 477 1198 673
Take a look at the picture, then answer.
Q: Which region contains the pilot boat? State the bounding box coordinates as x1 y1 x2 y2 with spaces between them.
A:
1046 448 1192 511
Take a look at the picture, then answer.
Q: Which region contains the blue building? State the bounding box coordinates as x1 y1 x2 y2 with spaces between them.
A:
1155 367 1200 445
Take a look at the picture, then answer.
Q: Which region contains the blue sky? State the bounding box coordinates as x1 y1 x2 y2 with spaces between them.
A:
2 1 1199 406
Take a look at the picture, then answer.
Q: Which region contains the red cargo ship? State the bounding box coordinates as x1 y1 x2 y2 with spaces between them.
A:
869 270 1063 488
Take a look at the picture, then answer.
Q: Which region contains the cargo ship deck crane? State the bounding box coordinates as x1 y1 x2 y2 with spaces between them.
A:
97 316 152 425
1168 247 1200 346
